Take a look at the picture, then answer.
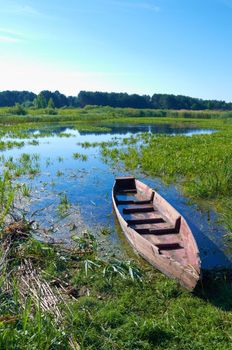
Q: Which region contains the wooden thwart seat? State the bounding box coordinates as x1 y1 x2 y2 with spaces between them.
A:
156 242 183 250
117 199 152 205
135 226 176 235
123 205 154 214
139 232 183 254
116 190 154 206
149 226 177 234
117 189 137 194
134 216 181 235
127 217 164 225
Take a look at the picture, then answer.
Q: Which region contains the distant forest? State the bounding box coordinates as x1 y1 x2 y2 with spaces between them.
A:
0 90 232 110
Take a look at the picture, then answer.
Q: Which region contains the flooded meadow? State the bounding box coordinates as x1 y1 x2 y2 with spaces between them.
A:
1 122 231 270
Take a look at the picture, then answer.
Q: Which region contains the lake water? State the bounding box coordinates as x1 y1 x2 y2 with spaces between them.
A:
3 123 231 270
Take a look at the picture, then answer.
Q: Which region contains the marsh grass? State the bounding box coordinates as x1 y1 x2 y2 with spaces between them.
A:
0 170 15 226
73 152 88 161
21 183 31 197
0 106 228 133
56 170 64 177
101 131 232 231
57 193 71 216
77 139 120 148
0 140 25 150
2 153 41 179
100 128 232 238
221 200 232 240
27 139 39 146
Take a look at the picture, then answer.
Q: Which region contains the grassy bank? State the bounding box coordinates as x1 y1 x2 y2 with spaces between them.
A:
0 105 231 126
1 221 232 350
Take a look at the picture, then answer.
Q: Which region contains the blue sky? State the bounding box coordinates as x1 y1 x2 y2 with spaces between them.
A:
0 0 232 100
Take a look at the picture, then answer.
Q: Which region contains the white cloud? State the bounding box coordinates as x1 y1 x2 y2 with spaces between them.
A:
0 36 20 43
15 4 41 16
0 27 23 36
0 27 23 44
0 1 47 18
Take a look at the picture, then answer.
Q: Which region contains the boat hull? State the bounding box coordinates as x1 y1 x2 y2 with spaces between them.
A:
112 177 201 291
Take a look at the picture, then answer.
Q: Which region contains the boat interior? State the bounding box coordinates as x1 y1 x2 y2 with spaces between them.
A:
114 177 188 265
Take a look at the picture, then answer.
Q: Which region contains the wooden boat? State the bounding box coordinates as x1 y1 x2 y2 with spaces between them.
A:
112 176 201 291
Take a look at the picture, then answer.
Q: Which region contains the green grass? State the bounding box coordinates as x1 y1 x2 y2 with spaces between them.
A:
0 170 16 226
57 193 71 216
0 105 231 127
0 140 25 150
73 152 88 161
101 129 232 236
1 228 232 350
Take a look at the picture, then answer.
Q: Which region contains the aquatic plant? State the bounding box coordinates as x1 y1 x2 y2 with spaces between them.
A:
21 183 31 197
0 171 15 227
27 139 39 146
56 170 64 177
221 200 232 239
0 140 25 150
57 193 71 216
73 152 88 161
71 231 97 255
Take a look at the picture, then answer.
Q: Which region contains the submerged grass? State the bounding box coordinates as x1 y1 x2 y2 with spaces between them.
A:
73 152 88 161
57 193 71 216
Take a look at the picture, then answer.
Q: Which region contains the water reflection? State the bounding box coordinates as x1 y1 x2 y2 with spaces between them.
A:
26 123 216 137
102 123 215 136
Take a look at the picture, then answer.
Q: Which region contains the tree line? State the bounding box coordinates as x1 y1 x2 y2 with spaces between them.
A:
0 90 232 110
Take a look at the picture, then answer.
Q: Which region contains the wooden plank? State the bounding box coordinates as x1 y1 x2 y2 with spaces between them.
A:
116 176 135 180
156 243 183 250
135 226 176 235
149 227 178 235
117 199 152 205
123 205 154 214
117 189 137 194
134 199 152 205
127 217 164 225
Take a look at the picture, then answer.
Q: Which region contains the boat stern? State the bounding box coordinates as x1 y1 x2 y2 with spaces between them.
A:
114 176 136 192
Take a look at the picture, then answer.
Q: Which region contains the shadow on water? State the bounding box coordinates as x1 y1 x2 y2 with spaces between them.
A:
195 271 232 311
